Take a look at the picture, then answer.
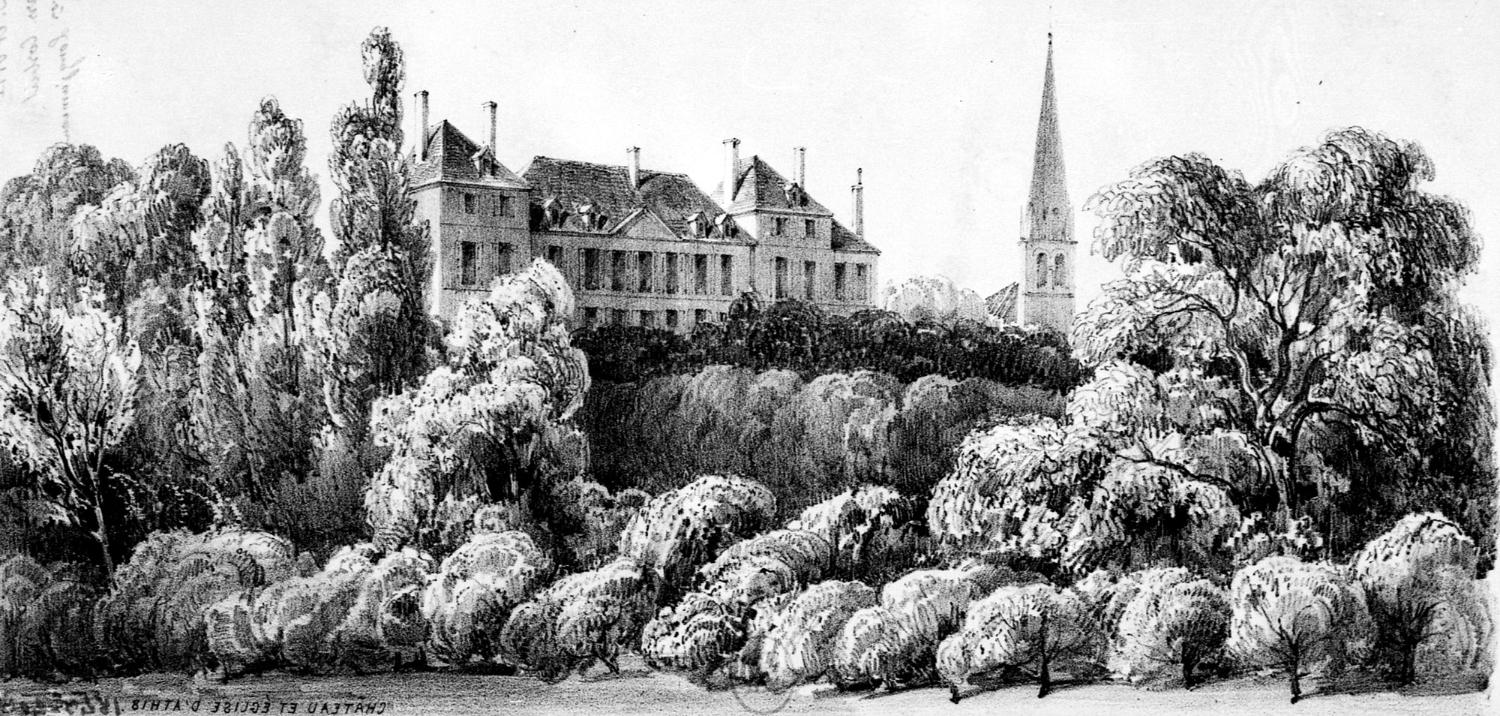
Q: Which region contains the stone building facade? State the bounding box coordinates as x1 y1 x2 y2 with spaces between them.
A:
409 96 880 330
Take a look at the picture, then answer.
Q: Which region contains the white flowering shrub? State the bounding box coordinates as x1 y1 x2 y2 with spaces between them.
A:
618 474 776 599
936 583 1102 700
1110 568 1230 688
93 529 297 673
498 556 655 682
1350 512 1492 684
830 565 1007 691
758 580 878 690
365 259 590 553
640 529 833 683
788 485 921 582
1227 556 1373 702
423 531 552 666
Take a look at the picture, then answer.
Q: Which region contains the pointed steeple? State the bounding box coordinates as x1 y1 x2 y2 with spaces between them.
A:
1027 32 1070 239
1020 32 1076 334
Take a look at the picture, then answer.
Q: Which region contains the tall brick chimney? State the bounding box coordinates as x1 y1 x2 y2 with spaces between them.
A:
794 147 806 186
483 100 497 150
723 138 741 203
415 90 430 161
852 168 864 238
627 146 641 189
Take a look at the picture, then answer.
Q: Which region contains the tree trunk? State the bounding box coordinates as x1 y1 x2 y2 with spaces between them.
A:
1182 656 1195 689
1289 653 1302 704
1037 611 1051 698
92 501 115 580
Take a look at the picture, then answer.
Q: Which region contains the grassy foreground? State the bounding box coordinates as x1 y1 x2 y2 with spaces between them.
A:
2 659 1489 716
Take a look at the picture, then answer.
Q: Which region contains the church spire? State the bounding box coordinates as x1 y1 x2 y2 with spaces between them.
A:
1020 32 1076 334
1027 32 1069 235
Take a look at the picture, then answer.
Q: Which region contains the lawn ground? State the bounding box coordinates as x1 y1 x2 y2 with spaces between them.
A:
2 659 1489 716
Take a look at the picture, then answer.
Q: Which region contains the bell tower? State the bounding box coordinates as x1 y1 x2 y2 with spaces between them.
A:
1020 33 1075 333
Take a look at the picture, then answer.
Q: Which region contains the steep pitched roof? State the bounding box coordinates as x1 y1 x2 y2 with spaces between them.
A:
715 156 833 215
832 220 880 254
411 120 529 189
521 156 741 239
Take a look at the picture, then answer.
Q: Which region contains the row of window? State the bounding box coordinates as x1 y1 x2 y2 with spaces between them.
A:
461 192 517 218
771 257 870 302
573 249 735 296
582 307 727 330
458 241 515 286
769 216 820 239
1034 252 1069 289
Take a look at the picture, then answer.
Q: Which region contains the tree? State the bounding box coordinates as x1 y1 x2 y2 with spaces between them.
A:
0 144 134 284
364 260 590 552
322 27 432 437
192 98 331 517
1350 512 1492 684
0 271 141 578
1079 128 1486 554
936 583 1103 700
1227 555 1372 702
1110 568 1230 688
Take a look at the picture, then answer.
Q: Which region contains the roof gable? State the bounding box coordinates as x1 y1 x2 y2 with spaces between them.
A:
411 120 528 189
715 156 833 216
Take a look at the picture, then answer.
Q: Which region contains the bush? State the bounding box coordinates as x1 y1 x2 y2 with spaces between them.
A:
830 565 1008 691
423 531 553 667
618 474 777 601
937 583 1102 700
788 485 923 582
498 556 655 682
0 556 98 679
758 580 878 690
93 529 298 673
1227 556 1372 702
1350 512 1492 684
640 530 834 683
548 478 650 569
1110 568 1230 688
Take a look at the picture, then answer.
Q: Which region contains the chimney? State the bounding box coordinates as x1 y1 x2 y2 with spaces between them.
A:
483 100 497 150
794 147 806 186
723 138 741 201
852 168 865 239
415 90 430 161
626 146 641 189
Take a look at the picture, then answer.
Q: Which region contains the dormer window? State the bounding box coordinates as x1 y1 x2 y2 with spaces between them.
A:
686 212 705 238
714 213 738 239
783 182 805 207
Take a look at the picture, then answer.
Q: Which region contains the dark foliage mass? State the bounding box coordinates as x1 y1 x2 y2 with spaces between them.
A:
571 299 1084 392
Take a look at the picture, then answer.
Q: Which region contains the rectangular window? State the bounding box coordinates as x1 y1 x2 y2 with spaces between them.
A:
695 309 709 326
720 255 734 295
773 217 787 235
547 245 564 266
583 249 600 290
774 256 788 300
718 312 727 324
834 263 847 300
495 195 511 217
584 307 599 327
804 260 816 300
805 219 816 239
611 308 626 325
638 252 653 293
460 241 478 286
610 251 626 292
640 311 654 328
694 254 709 295
463 193 477 214
498 243 513 275
856 264 869 301
665 254 680 295
666 309 679 329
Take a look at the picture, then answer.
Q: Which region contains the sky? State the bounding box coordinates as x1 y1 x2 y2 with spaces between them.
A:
2 0 1497 314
